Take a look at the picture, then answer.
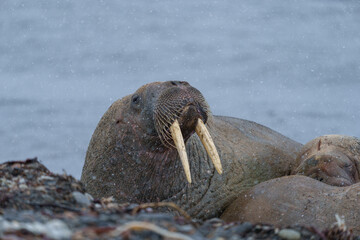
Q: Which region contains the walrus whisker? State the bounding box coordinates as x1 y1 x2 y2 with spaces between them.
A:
156 114 176 148
155 109 176 148
157 108 173 124
195 118 223 175
170 119 192 183
155 103 188 149
162 130 176 149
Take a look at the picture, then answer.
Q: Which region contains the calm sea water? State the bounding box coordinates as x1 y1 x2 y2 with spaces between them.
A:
1 0 359 178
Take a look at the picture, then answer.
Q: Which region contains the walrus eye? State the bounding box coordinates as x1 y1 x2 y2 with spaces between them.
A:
131 94 140 106
344 163 353 172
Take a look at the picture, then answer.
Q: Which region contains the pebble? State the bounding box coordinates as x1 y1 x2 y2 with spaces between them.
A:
72 191 92 207
38 175 55 181
46 219 72 239
35 186 46 192
18 178 26 184
41 194 55 203
19 184 28 190
137 213 174 222
234 222 253 235
3 179 16 188
0 218 71 240
85 192 94 201
278 229 301 240
177 224 194 232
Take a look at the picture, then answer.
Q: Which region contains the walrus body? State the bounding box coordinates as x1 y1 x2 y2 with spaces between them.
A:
221 175 360 234
221 135 360 233
81 81 301 219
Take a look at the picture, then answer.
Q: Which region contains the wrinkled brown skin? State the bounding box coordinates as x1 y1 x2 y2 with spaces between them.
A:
221 175 360 234
293 135 360 186
81 81 301 219
222 135 360 234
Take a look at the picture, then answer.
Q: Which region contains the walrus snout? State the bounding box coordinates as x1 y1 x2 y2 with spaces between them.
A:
154 84 209 148
178 104 208 136
296 153 357 186
154 82 222 183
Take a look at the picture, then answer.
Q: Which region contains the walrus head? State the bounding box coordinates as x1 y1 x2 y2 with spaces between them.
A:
294 135 360 186
128 81 222 183
82 81 222 202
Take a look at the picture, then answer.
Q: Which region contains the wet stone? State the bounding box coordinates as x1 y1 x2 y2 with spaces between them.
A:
176 224 194 233
98 214 121 224
232 222 253 236
34 186 46 192
278 229 301 240
85 192 94 201
72 191 91 207
136 212 175 222
18 178 26 184
19 184 28 190
45 219 72 239
39 194 56 203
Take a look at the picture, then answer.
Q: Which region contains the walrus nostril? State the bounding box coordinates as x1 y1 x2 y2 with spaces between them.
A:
170 81 189 86
179 81 189 85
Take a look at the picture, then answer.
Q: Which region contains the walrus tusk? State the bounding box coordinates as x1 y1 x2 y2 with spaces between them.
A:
195 118 223 174
170 119 192 183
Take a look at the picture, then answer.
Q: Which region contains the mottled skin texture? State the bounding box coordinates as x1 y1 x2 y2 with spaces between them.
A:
221 175 360 234
222 135 360 233
294 135 360 186
81 81 302 219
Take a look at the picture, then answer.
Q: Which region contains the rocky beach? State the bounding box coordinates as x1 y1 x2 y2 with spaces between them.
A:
0 158 357 240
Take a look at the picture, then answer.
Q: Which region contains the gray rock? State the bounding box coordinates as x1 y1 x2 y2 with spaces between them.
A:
278 229 301 240
72 191 91 207
0 218 71 240
34 186 46 192
85 192 94 201
46 219 72 240
19 184 28 190
233 222 253 235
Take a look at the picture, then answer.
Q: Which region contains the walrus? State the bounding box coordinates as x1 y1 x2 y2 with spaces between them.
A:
221 135 360 234
81 81 302 219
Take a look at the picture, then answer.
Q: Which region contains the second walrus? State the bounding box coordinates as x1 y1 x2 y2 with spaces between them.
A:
81 81 302 219
221 135 360 234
